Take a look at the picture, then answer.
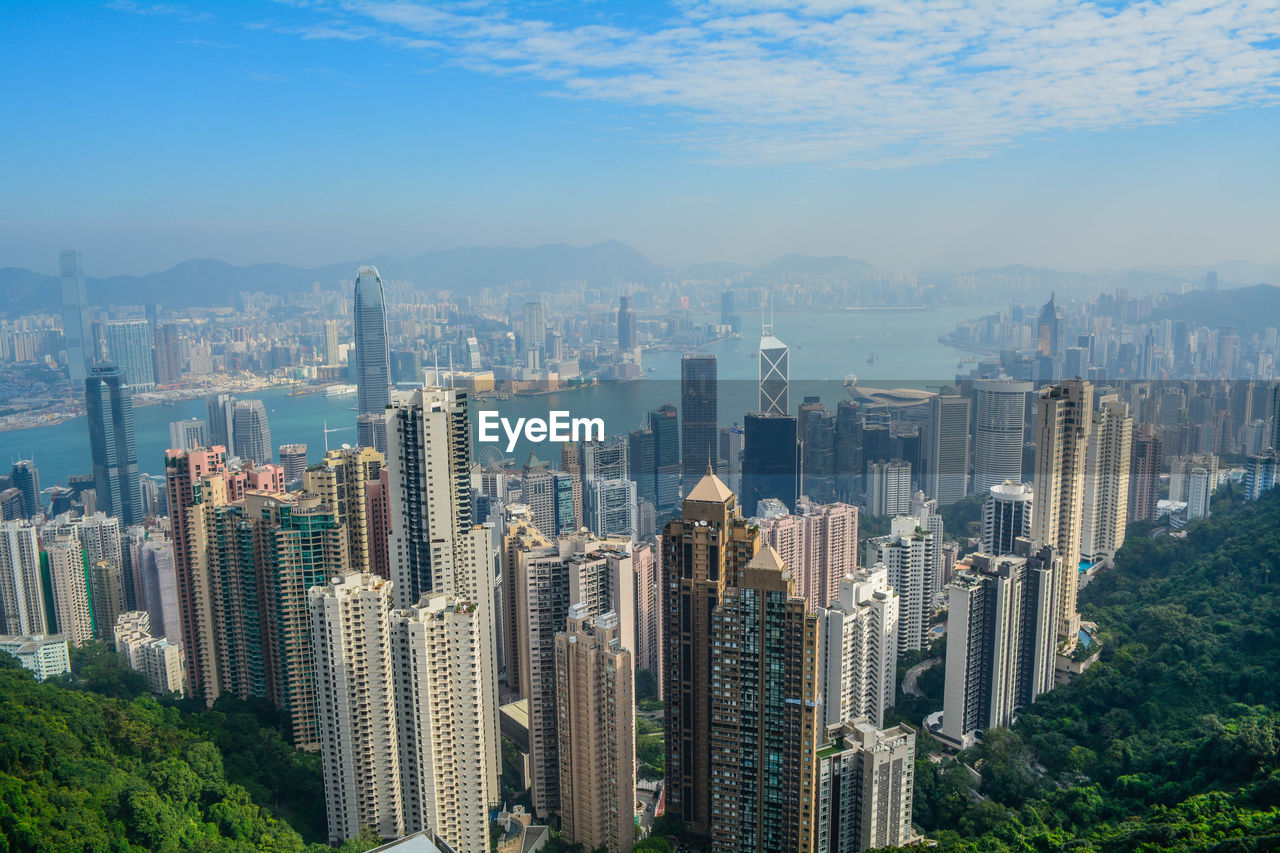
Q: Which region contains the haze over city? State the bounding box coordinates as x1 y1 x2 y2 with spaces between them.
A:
4 0 1279 275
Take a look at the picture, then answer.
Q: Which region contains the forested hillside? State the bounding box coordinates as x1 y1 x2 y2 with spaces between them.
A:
901 486 1280 852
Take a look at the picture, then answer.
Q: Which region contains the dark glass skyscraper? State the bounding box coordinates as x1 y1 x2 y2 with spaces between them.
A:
353 265 390 451
232 399 273 465
680 353 717 489
741 411 801 514
86 362 142 527
9 461 40 519
651 403 681 510
617 295 637 352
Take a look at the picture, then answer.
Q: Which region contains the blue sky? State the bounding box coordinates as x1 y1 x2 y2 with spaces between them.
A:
1 0 1277 275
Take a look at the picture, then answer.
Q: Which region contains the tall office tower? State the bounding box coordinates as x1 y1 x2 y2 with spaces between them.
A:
741 411 801 513
278 443 308 485
720 290 735 327
585 478 637 539
522 300 547 359
718 424 745 494
869 517 936 653
1036 293 1065 363
133 532 179 640
923 394 971 505
231 399 273 464
391 593 497 852
354 266 391 452
1080 396 1132 566
757 500 858 612
9 461 40 519
59 249 93 384
169 418 208 452
708 544 819 853
555 607 636 853
651 404 681 510
560 442 584 530
580 436 629 484
45 534 94 646
1128 425 1162 521
102 319 156 391
617 295 638 353
86 363 143 527
166 446 230 700
628 426 657 506
205 392 236 449
385 385 500 803
864 459 911 516
938 542 1061 748
661 471 760 840
815 720 916 853
499 504 552 693
0 521 46 635
633 541 662 698
515 534 636 818
303 446 384 573
523 454 575 537
324 318 342 365
365 467 391 579
681 354 719 488
982 481 1034 555
1032 378 1092 642
309 573 403 844
816 568 899 729
759 325 789 415
154 323 183 385
973 379 1032 495
0 490 24 523
465 335 482 370
801 400 838 502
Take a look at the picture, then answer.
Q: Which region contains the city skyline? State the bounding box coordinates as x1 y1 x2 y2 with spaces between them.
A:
2 2 1277 275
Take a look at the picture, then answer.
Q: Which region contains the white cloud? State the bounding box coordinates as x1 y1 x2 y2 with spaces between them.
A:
285 0 1280 167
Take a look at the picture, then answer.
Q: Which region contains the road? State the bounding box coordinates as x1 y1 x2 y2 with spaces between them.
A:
902 657 941 698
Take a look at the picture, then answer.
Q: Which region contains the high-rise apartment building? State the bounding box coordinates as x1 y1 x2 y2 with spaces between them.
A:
500 504 552 694
169 418 208 453
0 521 46 635
131 530 180 641
937 542 1061 748
815 720 916 853
1031 378 1092 641
86 362 143 527
102 319 156 391
633 540 662 698
923 393 971 505
303 446 384 574
868 517 935 652
523 454 576 537
681 353 718 488
973 379 1032 495
1080 396 1132 566
278 443 308 485
231 399 273 465
1128 425 1162 521
865 459 911 517
708 544 819 853
309 573 403 844
560 442 585 531
741 411 801 513
114 611 185 695
324 318 342 366
816 567 899 729
661 471 759 839
522 301 547 360
757 499 858 611
982 481 1034 555
354 266 391 452
759 325 789 415
59 249 93 384
719 424 745 494
391 593 497 853
45 533 94 647
555 607 635 853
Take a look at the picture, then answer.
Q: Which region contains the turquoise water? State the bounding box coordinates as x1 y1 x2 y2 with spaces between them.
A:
1 304 996 489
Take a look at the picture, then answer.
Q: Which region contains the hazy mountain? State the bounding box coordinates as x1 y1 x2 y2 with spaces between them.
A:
753 253 881 278
1149 283 1280 334
1135 260 1280 287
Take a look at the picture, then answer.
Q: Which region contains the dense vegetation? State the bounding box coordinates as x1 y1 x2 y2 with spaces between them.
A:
897 486 1280 852
0 644 361 853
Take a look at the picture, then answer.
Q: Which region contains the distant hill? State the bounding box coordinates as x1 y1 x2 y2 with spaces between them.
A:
1149 283 1280 334
1136 260 1280 287
754 253 881 279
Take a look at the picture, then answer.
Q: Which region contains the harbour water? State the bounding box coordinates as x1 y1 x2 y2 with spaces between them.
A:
0 304 996 490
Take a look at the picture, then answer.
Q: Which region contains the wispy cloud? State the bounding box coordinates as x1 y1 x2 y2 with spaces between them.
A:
106 0 213 24
273 0 1280 167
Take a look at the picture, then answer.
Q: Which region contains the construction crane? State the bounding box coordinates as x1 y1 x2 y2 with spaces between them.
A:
322 420 355 453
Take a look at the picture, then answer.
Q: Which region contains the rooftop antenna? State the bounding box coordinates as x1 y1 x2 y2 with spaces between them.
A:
448 347 455 389
433 347 440 388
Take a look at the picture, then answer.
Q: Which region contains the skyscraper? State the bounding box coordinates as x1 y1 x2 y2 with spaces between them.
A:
816 567 899 729
937 542 1061 748
1079 396 1132 566
555 607 636 853
231 399 273 464
1031 378 1092 641
651 404 681 510
278 443 308 485
354 266 391 452
633 541 662 697
982 481 1034 555
869 517 936 653
757 499 858 612
102 319 156 391
9 461 40 520
392 593 497 852
585 478 637 539
206 393 236 450
86 363 143 527
560 442 584 531
661 470 759 840
741 411 801 513
617 295 637 353
708 544 819 853
680 353 718 488
303 446 384 574
973 379 1032 495
154 323 183 385
59 249 93 385
865 459 911 516
923 393 971 505
759 325 789 416
309 572 403 844
1128 425 1162 521
169 418 208 453
0 521 46 635
815 720 916 853
46 533 94 647
522 300 547 361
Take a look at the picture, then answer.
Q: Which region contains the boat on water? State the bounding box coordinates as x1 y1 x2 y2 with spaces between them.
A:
324 384 358 397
